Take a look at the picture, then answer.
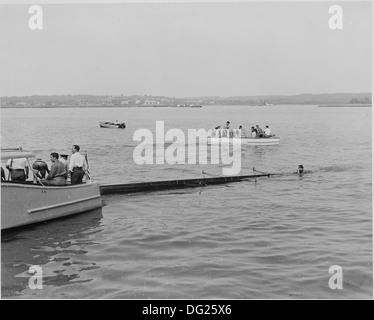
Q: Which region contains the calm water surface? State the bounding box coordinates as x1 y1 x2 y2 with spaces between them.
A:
1 105 372 299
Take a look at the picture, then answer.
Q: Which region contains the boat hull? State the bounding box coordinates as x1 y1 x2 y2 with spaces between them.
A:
1 181 102 230
208 137 280 146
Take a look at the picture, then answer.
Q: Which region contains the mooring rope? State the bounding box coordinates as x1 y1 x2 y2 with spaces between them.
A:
252 167 270 175
202 170 222 178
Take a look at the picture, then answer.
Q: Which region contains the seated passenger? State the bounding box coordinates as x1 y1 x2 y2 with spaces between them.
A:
32 158 50 180
256 125 264 138
263 125 273 138
251 126 257 138
41 152 66 186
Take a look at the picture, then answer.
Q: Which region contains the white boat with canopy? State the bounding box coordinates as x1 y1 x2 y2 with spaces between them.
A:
1 148 102 230
207 128 280 146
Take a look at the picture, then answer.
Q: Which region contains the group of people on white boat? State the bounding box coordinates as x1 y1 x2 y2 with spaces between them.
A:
1 145 89 186
209 121 275 139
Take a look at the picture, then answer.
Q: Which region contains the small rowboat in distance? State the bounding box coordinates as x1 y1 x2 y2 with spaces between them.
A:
99 121 126 129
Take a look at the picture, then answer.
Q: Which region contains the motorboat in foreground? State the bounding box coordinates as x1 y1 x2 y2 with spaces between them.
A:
1 148 102 230
99 121 126 129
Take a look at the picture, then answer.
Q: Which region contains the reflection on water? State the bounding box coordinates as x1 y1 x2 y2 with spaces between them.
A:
1 208 103 298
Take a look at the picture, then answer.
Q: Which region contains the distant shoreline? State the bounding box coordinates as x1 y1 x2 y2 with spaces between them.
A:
318 104 372 107
0 104 372 109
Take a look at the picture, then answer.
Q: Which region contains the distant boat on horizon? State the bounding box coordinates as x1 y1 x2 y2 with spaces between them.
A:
175 104 203 108
257 97 273 106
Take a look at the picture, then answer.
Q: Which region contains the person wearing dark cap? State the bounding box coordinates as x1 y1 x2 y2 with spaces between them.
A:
59 154 69 179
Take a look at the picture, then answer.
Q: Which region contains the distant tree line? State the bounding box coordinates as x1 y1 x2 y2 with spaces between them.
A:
349 97 371 104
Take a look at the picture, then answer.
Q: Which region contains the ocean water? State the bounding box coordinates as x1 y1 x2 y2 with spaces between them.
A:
1 105 372 299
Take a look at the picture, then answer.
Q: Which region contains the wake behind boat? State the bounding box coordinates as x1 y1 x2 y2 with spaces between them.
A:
99 121 126 129
1 148 102 230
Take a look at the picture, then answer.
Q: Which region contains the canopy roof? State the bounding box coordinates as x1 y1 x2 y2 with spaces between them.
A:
1 149 36 160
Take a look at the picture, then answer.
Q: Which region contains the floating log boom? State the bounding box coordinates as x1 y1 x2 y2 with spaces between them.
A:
99 173 271 195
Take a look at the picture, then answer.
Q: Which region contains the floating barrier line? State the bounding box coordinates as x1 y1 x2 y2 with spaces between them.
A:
99 172 272 196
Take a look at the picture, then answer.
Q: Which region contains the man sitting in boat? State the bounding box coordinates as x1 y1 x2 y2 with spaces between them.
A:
255 125 264 138
251 126 257 138
6 157 29 182
41 152 67 186
263 125 273 138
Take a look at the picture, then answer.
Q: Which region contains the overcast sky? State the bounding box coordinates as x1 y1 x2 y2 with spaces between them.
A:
0 1 371 97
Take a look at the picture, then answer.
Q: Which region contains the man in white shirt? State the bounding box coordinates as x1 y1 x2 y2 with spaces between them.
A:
68 145 88 184
264 125 272 138
6 158 29 181
238 125 246 138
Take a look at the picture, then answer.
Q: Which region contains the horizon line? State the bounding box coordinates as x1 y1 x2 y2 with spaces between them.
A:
1 91 372 99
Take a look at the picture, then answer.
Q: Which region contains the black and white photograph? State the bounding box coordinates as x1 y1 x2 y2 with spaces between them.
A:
0 0 372 301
